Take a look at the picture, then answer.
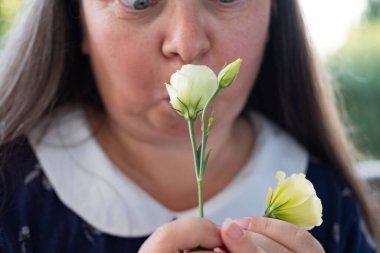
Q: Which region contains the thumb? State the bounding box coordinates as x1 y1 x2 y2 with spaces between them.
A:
220 218 265 253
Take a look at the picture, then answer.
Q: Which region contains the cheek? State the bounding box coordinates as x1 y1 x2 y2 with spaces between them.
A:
214 11 270 115
224 28 269 102
90 43 155 98
82 15 162 112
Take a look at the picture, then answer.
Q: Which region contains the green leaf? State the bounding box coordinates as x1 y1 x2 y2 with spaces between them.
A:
197 145 201 159
203 149 212 172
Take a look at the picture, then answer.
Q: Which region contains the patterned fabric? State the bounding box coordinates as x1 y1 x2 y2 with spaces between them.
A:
28 108 309 237
0 139 377 253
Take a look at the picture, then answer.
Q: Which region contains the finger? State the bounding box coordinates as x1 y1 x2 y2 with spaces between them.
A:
236 217 324 253
221 219 292 253
183 251 212 253
138 217 222 253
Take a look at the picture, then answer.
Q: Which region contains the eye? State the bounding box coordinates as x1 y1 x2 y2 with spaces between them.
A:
219 0 236 3
217 0 240 7
119 0 153 10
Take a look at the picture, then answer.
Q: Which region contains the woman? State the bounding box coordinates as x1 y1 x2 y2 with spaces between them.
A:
0 0 378 252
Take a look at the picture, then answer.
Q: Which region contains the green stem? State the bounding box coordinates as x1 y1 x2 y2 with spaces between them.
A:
195 87 221 218
187 119 199 179
188 120 204 217
199 87 221 177
187 87 221 219
197 178 204 218
264 209 271 218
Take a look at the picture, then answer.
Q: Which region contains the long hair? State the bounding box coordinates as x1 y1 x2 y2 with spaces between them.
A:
0 0 100 143
0 0 378 244
249 0 380 244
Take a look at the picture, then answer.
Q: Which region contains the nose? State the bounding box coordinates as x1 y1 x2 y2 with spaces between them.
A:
161 3 210 64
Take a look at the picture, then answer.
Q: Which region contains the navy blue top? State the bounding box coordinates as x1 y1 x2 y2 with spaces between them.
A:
0 139 377 253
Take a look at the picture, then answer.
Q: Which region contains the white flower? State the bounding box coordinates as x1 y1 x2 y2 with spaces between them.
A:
265 171 323 230
165 65 217 121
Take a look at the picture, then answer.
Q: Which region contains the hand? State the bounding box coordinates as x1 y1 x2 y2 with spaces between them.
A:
220 216 325 253
139 217 222 253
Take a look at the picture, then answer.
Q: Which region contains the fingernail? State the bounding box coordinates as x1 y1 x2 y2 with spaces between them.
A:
235 217 251 230
223 218 244 240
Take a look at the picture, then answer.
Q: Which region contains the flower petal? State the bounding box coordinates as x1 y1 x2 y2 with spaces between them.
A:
273 194 323 230
265 171 323 230
165 83 184 114
271 173 316 208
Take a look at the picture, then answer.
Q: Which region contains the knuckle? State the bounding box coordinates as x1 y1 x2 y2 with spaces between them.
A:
199 220 213 233
294 229 314 248
255 246 266 253
192 217 216 236
260 218 272 233
279 247 293 253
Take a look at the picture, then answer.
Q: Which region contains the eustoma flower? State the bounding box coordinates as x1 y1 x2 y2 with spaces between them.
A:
165 59 242 218
265 171 323 230
165 65 217 121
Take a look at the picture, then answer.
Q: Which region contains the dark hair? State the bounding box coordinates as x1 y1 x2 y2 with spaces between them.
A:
57 0 103 110
250 0 379 243
0 0 378 245
250 1 337 168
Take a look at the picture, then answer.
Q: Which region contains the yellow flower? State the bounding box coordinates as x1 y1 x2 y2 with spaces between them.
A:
165 65 217 121
217 58 242 88
265 171 323 230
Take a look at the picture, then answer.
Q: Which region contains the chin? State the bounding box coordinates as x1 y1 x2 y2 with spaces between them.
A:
152 115 190 136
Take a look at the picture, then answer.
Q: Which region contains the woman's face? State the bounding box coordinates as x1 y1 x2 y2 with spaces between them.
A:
81 0 270 141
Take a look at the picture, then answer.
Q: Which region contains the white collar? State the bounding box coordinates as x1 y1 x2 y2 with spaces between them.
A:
28 107 308 237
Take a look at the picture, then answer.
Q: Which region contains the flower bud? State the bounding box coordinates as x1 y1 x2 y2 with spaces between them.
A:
207 110 216 132
217 58 242 88
265 171 323 230
165 65 217 121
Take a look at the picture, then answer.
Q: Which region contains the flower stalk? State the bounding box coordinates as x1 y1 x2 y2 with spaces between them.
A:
186 87 221 217
166 59 242 218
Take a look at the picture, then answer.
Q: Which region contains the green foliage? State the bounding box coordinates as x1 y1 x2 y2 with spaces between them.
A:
366 0 380 21
0 0 23 38
327 21 380 159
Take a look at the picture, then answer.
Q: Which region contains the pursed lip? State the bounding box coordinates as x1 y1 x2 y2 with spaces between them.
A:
158 96 171 104
160 93 170 102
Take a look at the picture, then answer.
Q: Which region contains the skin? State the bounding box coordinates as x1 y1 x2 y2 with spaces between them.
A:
81 0 325 252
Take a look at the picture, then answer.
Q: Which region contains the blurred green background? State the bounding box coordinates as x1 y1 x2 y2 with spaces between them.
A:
0 0 22 36
0 0 379 159
327 0 380 159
